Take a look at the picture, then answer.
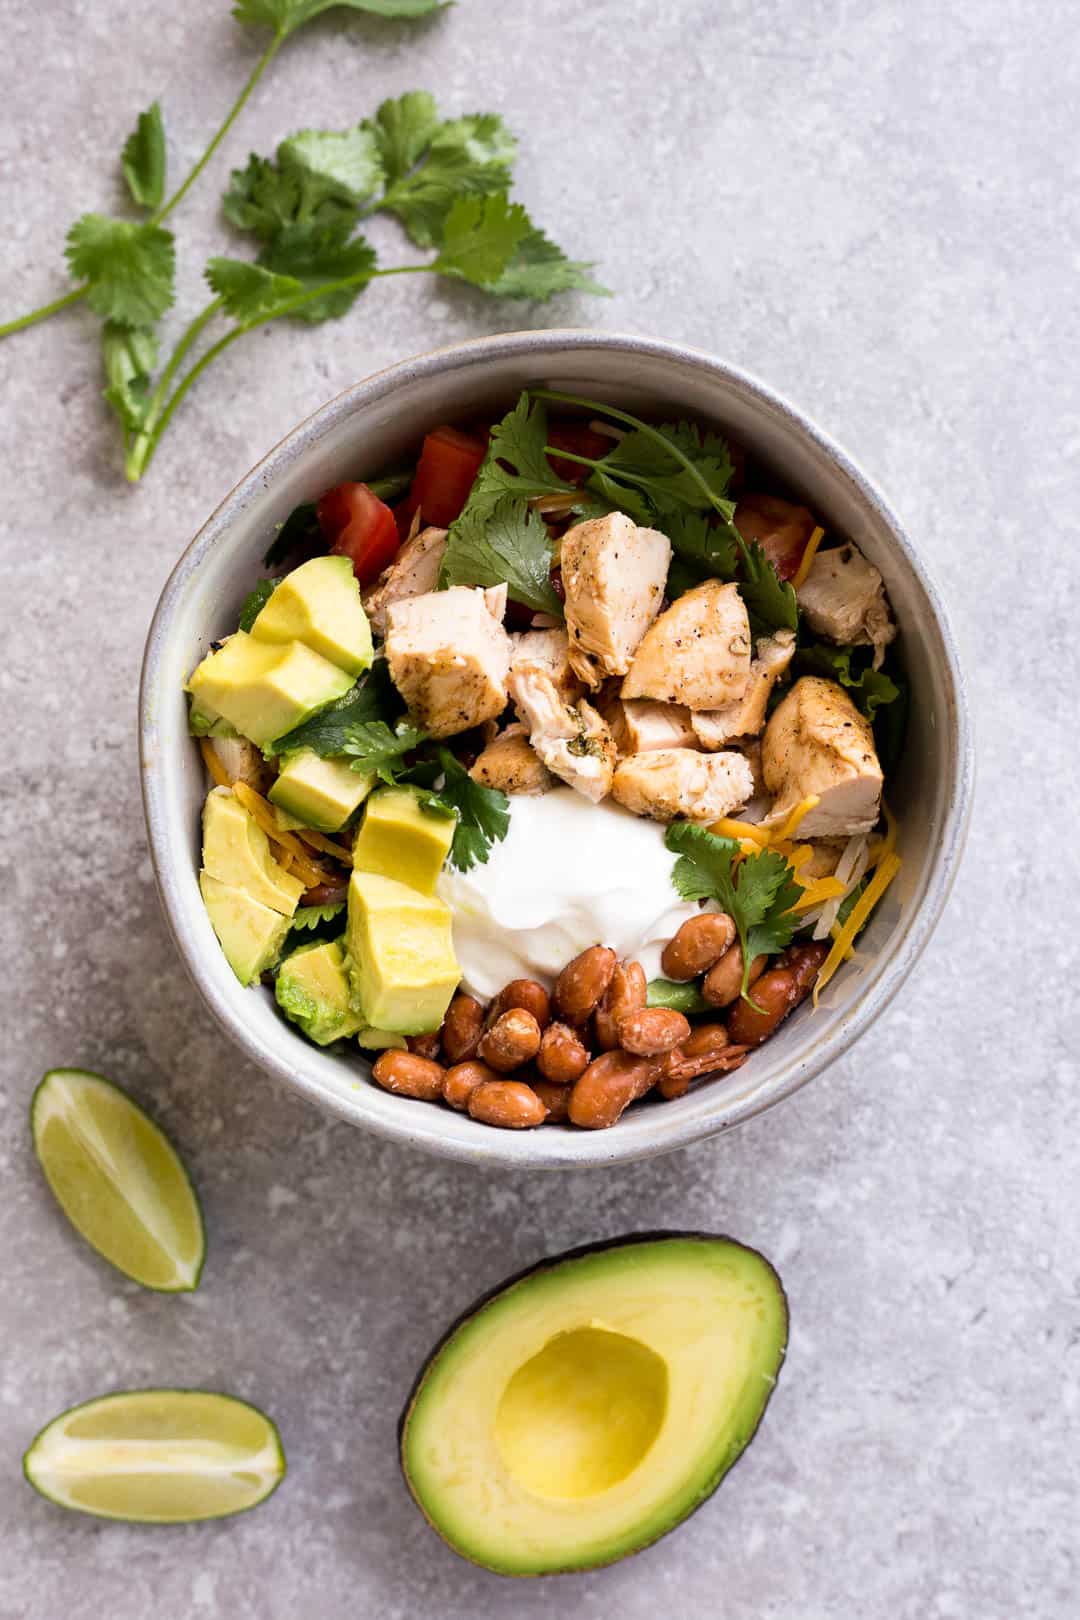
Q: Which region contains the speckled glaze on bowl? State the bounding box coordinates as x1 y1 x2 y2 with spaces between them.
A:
140 332 973 1168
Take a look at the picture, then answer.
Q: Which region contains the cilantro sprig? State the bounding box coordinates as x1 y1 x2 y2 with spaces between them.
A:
665 822 803 1001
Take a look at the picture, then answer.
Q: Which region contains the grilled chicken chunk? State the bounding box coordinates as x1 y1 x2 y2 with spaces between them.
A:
796 544 896 668
508 663 617 803
734 493 816 580
469 724 553 796
762 676 883 837
622 579 752 709
384 587 512 740
361 526 448 637
206 735 270 792
690 629 796 749
612 748 754 823
510 627 582 708
560 512 671 689
604 697 697 755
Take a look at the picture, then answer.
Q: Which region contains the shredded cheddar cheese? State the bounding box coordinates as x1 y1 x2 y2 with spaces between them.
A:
813 852 901 1006
199 739 232 789
791 525 825 591
791 876 846 913
297 827 353 864
712 817 770 846
769 795 820 845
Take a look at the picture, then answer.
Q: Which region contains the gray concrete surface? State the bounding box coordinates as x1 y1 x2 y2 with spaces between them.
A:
2 1 1077 1615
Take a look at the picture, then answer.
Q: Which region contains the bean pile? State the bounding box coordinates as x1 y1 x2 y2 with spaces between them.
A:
369 920 828 1132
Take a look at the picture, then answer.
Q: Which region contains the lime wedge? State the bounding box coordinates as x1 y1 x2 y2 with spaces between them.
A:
23 1390 285 1522
31 1069 205 1292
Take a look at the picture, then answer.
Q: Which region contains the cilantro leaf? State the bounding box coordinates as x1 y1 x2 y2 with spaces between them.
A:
738 538 799 638
290 902 345 931
665 822 802 1000
433 193 531 287
273 665 404 755
480 393 575 504
663 509 739 584
367 91 439 185
487 224 608 301
258 229 376 321
224 154 355 243
278 126 384 207
121 102 167 212
435 747 510 872
441 495 562 616
233 0 447 37
341 720 429 781
66 215 176 327
379 111 516 247
794 642 900 720
590 421 735 517
205 257 304 322
102 322 158 433
238 579 276 631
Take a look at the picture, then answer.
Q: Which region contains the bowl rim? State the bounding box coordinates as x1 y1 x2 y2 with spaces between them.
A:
139 328 974 1168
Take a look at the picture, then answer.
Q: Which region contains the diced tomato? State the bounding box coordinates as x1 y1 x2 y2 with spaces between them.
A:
733 493 817 581
409 425 487 526
546 420 614 485
317 482 400 586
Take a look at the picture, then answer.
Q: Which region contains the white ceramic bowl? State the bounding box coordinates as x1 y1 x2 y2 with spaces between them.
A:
140 332 973 1168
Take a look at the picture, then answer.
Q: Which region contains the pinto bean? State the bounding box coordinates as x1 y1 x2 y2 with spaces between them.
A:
440 993 484 1064
657 1023 747 1097
702 945 768 1009
533 1079 572 1123
477 1008 543 1073
442 1059 497 1111
553 946 617 1025
406 1031 441 1061
594 960 647 1050
536 1021 591 1084
617 1006 691 1057
567 1050 660 1130
371 1050 445 1101
660 913 737 981
468 1080 548 1129
485 978 551 1031
726 942 828 1046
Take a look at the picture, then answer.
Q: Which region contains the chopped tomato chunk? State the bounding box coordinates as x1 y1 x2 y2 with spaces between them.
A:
410 425 486 527
733 493 817 581
317 482 400 586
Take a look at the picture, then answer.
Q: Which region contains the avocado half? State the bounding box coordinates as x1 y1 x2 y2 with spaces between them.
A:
399 1233 787 1576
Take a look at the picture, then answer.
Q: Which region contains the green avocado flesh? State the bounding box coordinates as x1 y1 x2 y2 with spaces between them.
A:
187 632 353 749
275 938 365 1046
269 749 374 832
346 870 460 1036
249 554 373 677
401 1235 787 1576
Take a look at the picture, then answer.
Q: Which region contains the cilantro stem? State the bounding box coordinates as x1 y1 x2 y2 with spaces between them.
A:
124 298 224 480
152 35 284 225
0 285 87 341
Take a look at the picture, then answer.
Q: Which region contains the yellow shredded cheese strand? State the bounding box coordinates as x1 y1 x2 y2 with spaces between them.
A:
813 853 901 1006
712 817 770 845
232 782 328 889
792 876 846 912
769 795 820 845
199 739 231 789
791 525 825 591
297 827 353 864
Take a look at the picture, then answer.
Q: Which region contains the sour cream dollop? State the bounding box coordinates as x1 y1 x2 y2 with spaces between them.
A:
436 788 700 1001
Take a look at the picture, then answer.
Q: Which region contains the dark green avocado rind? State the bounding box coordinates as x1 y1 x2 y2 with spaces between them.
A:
22 1388 286 1523
30 1069 207 1293
398 1231 788 1578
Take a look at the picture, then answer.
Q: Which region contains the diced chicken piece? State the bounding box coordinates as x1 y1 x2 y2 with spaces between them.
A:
622 580 752 709
612 748 754 824
762 676 883 838
734 493 816 580
469 724 553 797
207 735 270 792
508 664 616 804
510 628 582 708
483 582 508 621
796 544 896 668
690 629 796 749
729 739 770 824
560 512 671 689
384 587 512 740
603 697 697 756
361 526 448 636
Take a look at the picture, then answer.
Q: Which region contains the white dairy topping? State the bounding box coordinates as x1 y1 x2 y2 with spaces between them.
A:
437 788 701 1001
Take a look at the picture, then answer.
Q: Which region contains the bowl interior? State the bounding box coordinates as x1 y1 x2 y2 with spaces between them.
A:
141 333 971 1167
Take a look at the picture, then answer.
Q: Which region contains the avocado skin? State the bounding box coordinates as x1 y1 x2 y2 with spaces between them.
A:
398 1230 788 1578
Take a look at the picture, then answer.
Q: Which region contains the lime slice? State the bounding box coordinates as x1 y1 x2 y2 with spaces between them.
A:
31 1068 205 1292
23 1390 285 1522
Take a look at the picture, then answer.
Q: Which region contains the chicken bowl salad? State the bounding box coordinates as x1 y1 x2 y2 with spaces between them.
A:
184 386 907 1134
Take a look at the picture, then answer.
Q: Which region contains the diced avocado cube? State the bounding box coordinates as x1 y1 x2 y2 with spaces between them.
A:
356 1027 408 1052
352 786 456 896
269 750 374 833
200 872 291 986
346 870 460 1036
250 556 374 676
187 632 353 749
275 937 365 1046
202 788 304 916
